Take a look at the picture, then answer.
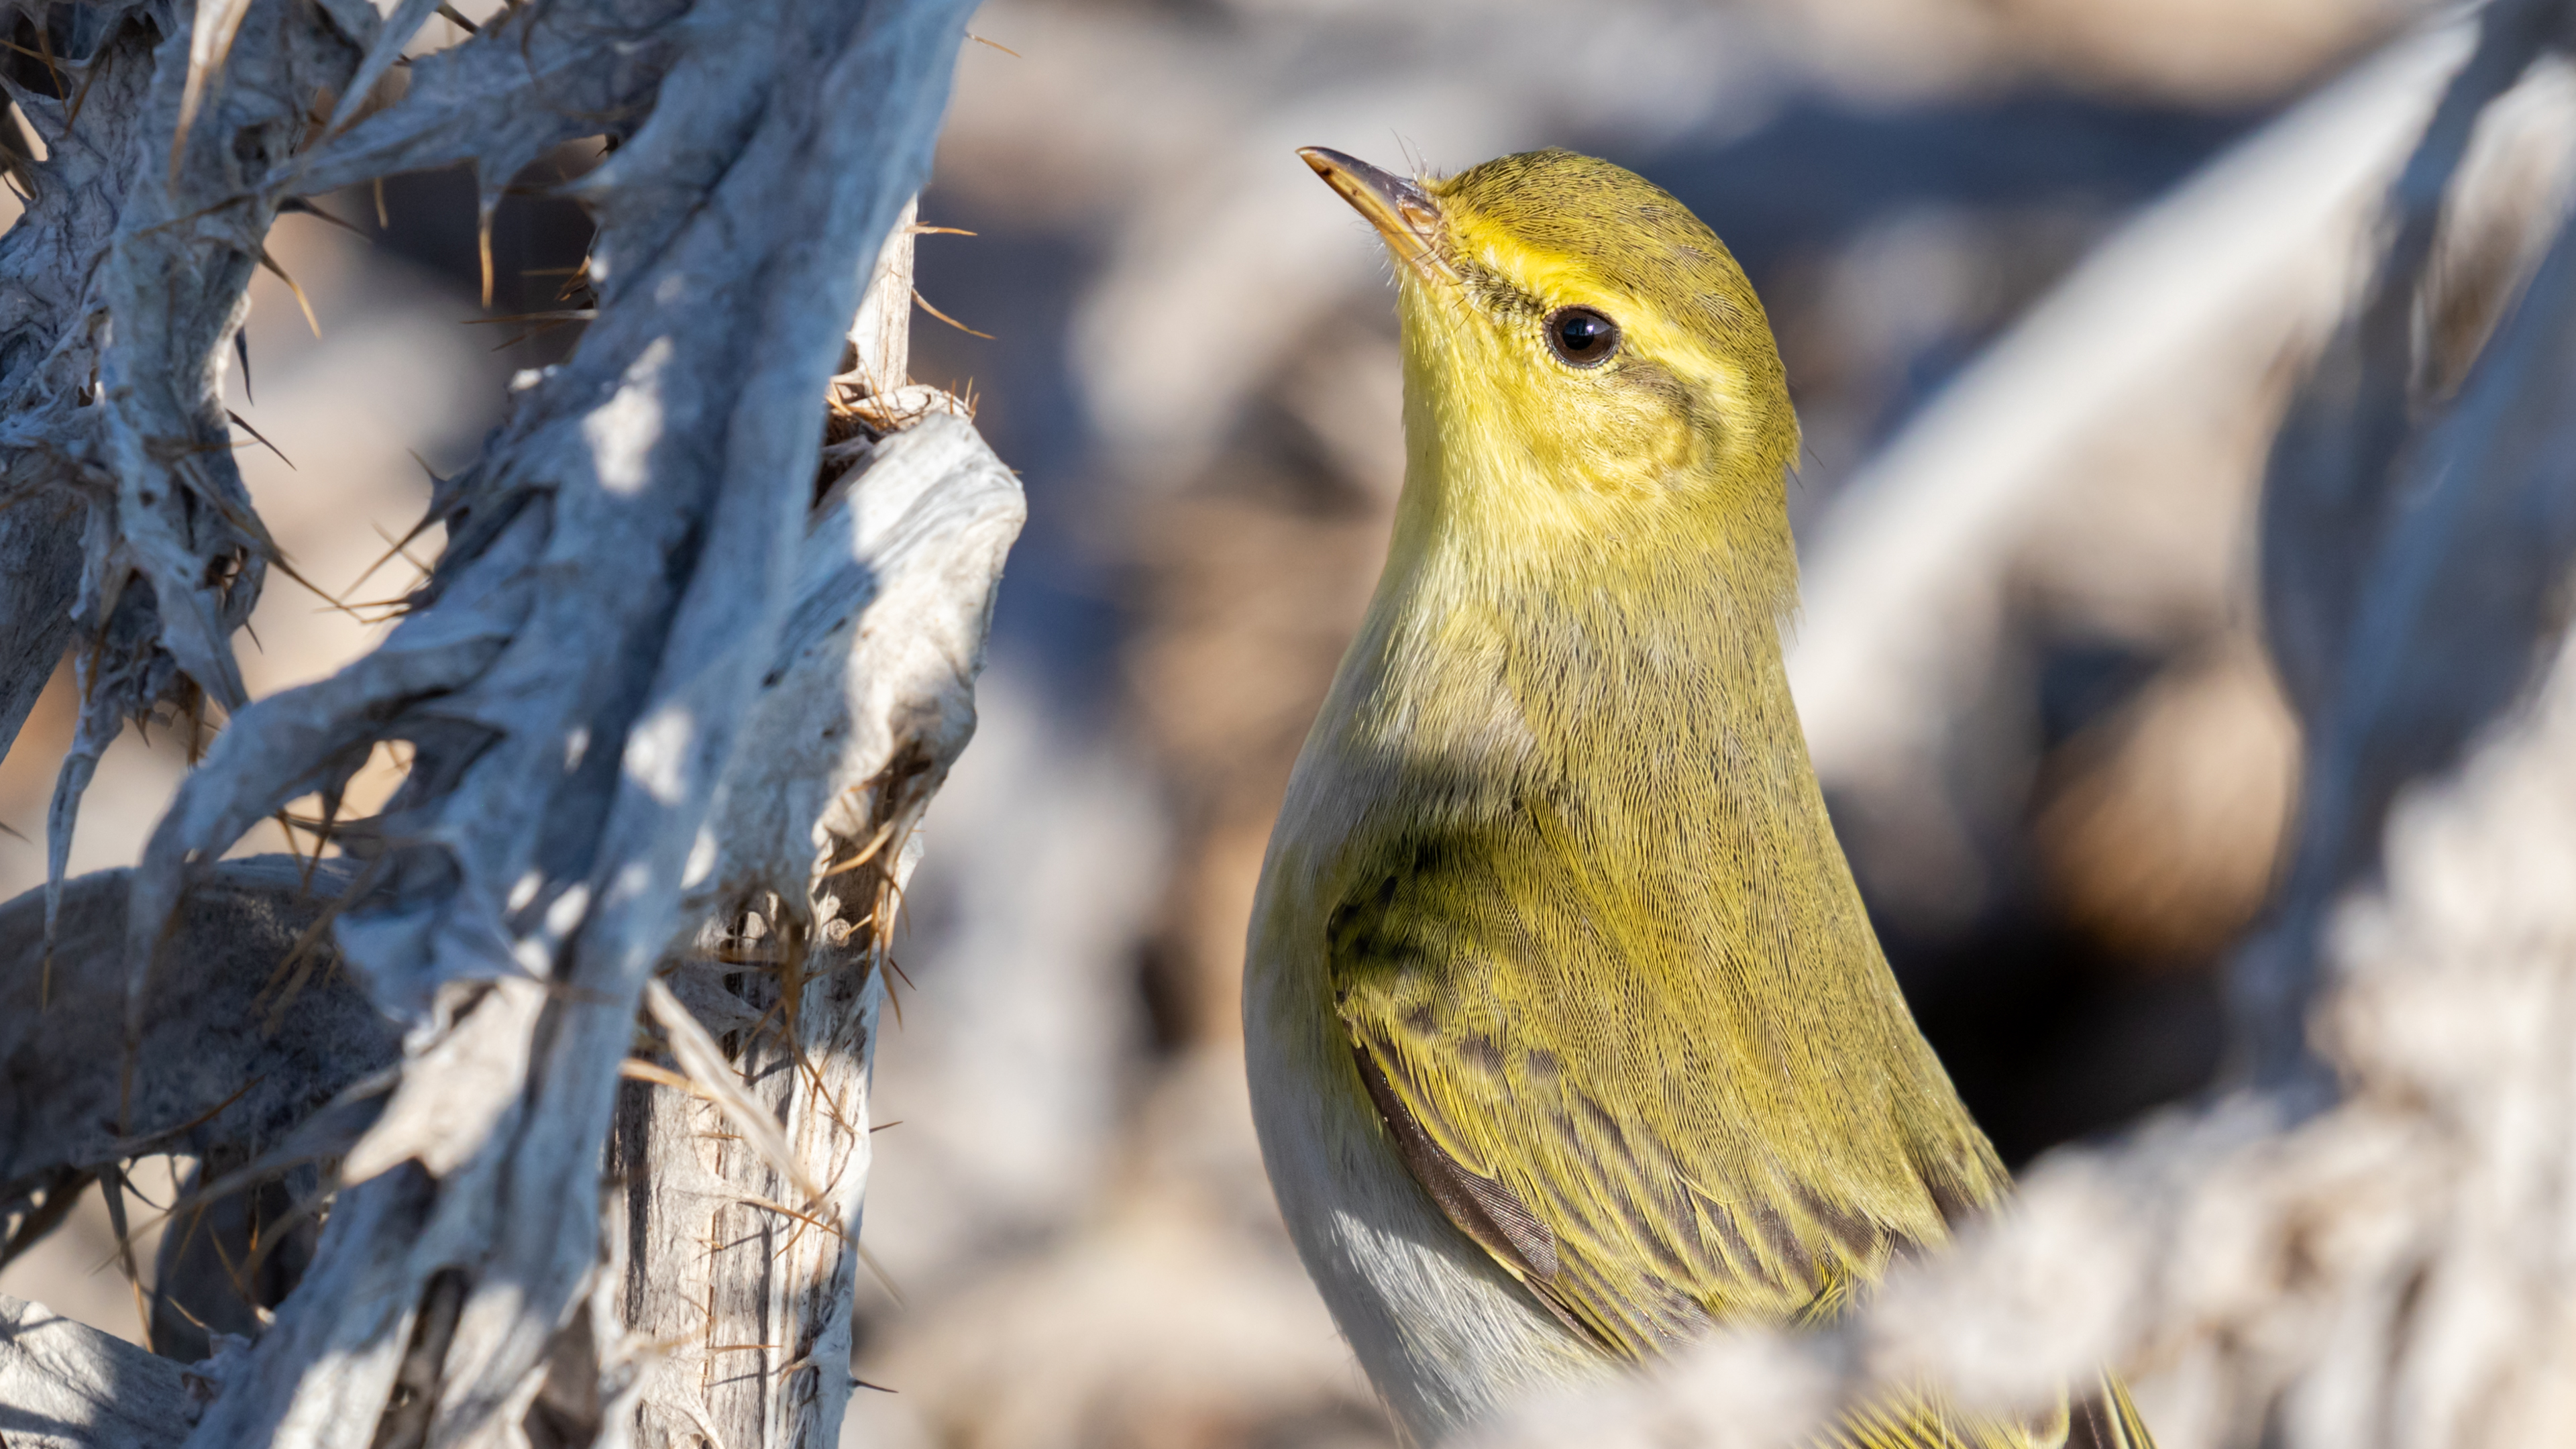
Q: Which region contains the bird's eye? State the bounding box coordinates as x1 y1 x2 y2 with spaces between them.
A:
1545 307 1620 368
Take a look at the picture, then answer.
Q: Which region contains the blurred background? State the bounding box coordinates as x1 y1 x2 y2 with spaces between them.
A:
9 0 2542 1443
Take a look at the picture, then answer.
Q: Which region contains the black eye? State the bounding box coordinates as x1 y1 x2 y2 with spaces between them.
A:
1546 306 1620 367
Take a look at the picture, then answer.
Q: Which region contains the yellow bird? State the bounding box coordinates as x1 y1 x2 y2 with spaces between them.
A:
1243 147 2153 1448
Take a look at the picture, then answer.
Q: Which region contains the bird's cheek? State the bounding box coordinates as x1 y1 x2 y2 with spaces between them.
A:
1643 410 1703 482
1568 404 1695 502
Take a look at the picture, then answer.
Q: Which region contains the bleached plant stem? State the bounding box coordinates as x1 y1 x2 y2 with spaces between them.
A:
616 410 1022 1449
0 1295 195 1449
3 1 1008 1446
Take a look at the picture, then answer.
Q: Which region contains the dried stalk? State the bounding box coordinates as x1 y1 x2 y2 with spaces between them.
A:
610 208 1021 1444
0 1 1004 1446
0 1294 195 1449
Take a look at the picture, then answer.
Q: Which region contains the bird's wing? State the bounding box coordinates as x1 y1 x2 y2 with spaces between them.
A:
1325 804 1988 1358
1324 811 2153 1448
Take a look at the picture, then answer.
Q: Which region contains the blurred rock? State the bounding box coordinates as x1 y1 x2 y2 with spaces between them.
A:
2033 644 2300 966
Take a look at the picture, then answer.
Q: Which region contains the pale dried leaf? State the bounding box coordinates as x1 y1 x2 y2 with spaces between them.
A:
0 1293 194 1449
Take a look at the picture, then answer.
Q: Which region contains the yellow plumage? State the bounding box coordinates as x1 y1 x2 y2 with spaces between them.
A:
1244 147 2152 1448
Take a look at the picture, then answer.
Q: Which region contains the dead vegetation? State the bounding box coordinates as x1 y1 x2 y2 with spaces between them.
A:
0 2 1017 1446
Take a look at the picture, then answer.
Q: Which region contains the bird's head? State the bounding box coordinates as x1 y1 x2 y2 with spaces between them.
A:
1301 146 1799 608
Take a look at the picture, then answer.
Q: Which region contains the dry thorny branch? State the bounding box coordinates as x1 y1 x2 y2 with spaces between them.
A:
1 0 1019 1446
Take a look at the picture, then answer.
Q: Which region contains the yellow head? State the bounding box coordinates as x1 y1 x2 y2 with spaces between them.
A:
1302 146 1800 613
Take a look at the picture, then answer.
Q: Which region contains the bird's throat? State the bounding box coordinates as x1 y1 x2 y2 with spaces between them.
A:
1352 427 1809 818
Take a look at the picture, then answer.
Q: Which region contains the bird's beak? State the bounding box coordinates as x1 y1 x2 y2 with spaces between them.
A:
1300 146 1452 281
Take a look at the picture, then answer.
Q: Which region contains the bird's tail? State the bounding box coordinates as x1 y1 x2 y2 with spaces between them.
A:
1818 1370 2154 1449
2068 1372 2156 1449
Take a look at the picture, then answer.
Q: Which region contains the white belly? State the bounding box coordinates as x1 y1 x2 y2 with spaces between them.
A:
1242 874 1609 1444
